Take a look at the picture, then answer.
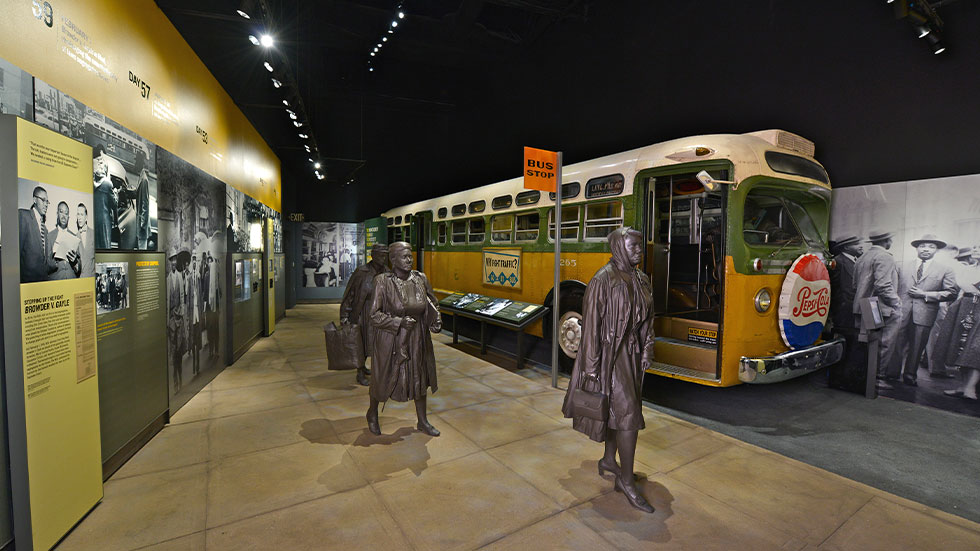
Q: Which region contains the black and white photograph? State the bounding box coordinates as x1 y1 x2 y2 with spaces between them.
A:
157 148 226 401
476 298 512 316
34 79 159 251
226 186 265 254
272 211 283 254
453 293 481 308
831 174 980 417
0 55 33 120
17 178 95 284
301 222 361 288
95 262 129 315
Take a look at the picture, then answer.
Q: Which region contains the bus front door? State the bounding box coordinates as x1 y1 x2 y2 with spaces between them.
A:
641 169 726 384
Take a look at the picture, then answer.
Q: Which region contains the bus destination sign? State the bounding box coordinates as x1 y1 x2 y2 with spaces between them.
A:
585 174 625 199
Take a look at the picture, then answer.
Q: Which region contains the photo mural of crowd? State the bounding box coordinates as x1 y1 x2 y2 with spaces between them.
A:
830 174 980 416
301 222 362 288
157 148 226 398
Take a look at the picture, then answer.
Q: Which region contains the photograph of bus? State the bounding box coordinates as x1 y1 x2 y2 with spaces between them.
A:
380 130 843 386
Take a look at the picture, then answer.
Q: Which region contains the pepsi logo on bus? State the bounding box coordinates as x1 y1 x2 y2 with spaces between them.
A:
778 253 831 349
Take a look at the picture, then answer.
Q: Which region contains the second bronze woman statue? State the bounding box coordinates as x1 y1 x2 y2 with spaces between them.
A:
562 227 656 513
367 241 443 436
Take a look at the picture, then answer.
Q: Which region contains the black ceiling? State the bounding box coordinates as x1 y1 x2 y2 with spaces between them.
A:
156 1 980 222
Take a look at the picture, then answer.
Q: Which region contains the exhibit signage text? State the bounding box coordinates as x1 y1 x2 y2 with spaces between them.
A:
483 248 522 289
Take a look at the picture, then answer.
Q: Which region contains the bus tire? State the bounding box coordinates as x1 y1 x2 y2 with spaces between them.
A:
550 287 585 374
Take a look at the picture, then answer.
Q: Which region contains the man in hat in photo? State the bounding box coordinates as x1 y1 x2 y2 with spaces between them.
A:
889 234 958 385
853 229 903 389
828 235 864 391
831 235 863 332
340 243 389 386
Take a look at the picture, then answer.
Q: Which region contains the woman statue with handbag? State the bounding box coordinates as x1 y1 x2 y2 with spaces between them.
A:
366 241 443 436
562 227 656 513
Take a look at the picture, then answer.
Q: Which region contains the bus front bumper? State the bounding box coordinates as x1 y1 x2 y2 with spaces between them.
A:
739 338 845 384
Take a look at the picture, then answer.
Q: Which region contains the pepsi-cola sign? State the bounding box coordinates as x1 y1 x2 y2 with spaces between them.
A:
777 253 830 349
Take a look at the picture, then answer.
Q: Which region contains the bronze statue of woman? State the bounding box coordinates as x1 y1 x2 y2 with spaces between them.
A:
562 227 656 513
366 241 443 436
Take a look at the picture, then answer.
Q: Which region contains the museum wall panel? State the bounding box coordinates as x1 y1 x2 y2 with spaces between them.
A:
830 174 980 417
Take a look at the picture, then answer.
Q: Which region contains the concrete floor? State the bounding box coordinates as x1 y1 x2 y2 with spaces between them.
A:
55 305 980 550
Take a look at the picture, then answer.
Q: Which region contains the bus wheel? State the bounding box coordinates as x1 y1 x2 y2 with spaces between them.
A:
553 288 584 373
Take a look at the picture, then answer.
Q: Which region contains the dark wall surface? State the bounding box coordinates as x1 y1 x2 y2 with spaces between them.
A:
289 1 980 222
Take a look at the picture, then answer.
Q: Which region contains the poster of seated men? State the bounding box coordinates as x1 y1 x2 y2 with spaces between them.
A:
301 222 361 288
95 262 129 314
17 179 95 283
830 173 980 417
34 79 159 251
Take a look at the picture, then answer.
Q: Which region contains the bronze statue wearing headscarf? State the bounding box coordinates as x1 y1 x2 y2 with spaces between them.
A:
562 227 656 513
340 243 390 386
366 241 443 436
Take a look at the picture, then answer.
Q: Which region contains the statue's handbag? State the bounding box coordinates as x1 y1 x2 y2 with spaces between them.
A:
323 322 364 370
571 372 608 422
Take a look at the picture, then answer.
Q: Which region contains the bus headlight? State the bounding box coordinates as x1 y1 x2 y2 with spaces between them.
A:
754 288 772 313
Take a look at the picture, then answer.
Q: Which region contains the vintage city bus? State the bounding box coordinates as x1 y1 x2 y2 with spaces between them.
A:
381 130 843 386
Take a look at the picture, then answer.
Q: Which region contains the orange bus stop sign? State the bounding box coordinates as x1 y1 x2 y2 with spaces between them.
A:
523 146 559 192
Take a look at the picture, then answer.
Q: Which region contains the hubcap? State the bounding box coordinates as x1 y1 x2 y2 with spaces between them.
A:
558 311 583 358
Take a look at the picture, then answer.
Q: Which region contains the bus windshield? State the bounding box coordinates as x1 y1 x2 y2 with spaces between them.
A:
743 189 825 248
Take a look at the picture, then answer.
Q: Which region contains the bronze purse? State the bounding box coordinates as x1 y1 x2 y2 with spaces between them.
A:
571 372 608 422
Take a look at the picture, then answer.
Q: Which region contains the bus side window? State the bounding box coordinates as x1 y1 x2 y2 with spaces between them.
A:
491 214 514 242
438 223 447 245
451 221 466 244
468 218 486 243
549 206 580 241
516 212 539 242
584 201 623 240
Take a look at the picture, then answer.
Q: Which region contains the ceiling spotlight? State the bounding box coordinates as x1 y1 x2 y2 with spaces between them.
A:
304 145 311 152
398 11 405 19
382 37 388 42
248 35 260 46
369 67 374 72
391 20 398 28
271 78 282 88
925 32 946 54
293 120 303 127
260 34 274 48
916 25 931 38
370 52 375 56
263 62 273 72
236 9 250 19
314 161 321 169
298 133 308 138
388 29 393 34
288 112 297 120
282 99 289 106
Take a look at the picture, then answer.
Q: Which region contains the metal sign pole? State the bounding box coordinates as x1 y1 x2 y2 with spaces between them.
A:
552 152 562 388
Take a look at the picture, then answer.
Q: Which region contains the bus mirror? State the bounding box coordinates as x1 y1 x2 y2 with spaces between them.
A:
696 171 719 191
696 170 737 191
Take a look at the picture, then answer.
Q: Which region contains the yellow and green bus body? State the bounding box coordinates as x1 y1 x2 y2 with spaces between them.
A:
381 130 844 385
